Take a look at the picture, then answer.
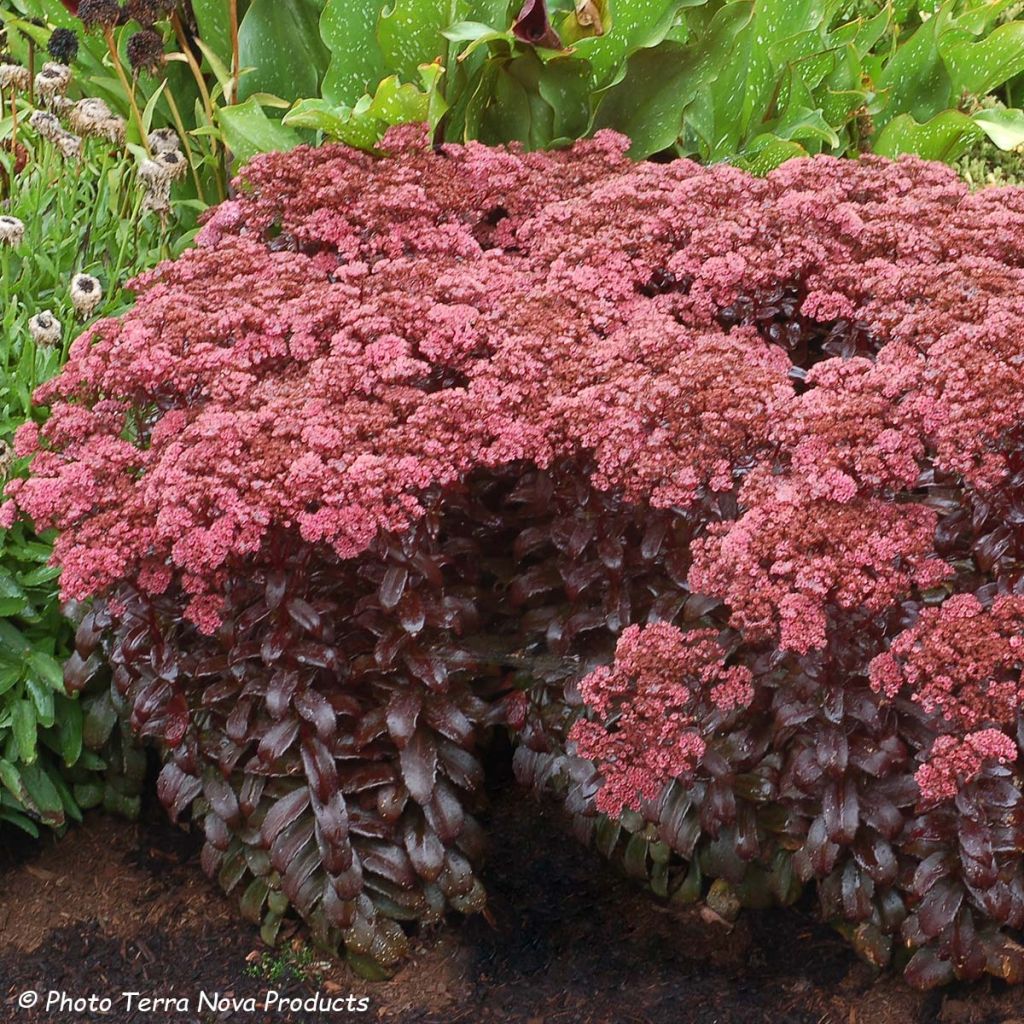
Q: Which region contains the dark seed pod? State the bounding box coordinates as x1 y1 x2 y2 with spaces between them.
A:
47 28 79 64
77 0 122 30
126 28 164 75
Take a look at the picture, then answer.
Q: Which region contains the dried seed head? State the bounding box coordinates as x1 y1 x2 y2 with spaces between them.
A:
148 126 181 154
48 95 75 117
126 29 164 75
68 96 114 135
35 61 73 103
0 63 30 92
68 97 125 144
124 0 176 26
0 441 14 482
155 147 186 181
70 273 103 317
77 0 123 30
0 216 25 247
53 128 84 160
142 176 171 216
47 28 80 65
29 110 62 141
138 157 167 187
97 116 127 146
28 310 62 347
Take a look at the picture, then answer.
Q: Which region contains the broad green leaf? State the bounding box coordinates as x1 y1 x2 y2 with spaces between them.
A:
19 761 64 824
57 699 83 767
238 0 330 104
0 619 30 654
875 12 952 128
0 758 30 807
321 0 389 106
873 109 983 161
191 0 233 67
941 23 1024 98
572 0 707 88
28 650 65 692
733 134 807 175
443 20 506 43
218 98 303 164
26 680 54 728
378 0 451 79
973 106 1024 150
11 700 36 765
286 64 445 149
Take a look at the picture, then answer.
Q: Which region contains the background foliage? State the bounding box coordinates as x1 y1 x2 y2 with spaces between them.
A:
0 104 163 835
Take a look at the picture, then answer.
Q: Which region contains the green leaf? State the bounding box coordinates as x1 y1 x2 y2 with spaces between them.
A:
285 63 445 149
378 0 450 80
238 0 330 104
26 679 55 728
57 699 84 767
973 107 1024 150
320 0 389 106
0 619 31 655
875 12 952 128
0 757 30 807
28 650 65 692
873 109 983 161
596 1 751 158
573 0 706 88
11 700 37 764
218 98 303 164
941 22 1024 98
733 134 807 174
191 0 233 67
19 761 65 825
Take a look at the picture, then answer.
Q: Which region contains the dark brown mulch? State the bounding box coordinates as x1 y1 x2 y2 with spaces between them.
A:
2 782 1023 1024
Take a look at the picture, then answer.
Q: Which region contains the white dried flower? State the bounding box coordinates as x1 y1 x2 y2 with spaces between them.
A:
29 110 62 142
148 127 181 154
48 95 74 117
0 441 14 482
53 129 83 160
0 64 30 92
69 97 113 135
35 62 72 104
0 216 25 247
70 273 103 317
97 117 126 146
155 148 187 182
142 177 172 216
138 158 167 187
28 310 62 348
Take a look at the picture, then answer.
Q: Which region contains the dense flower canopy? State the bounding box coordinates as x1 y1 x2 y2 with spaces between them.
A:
12 128 1024 983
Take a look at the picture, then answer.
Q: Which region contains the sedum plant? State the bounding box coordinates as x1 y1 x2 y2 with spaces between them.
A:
10 129 1024 986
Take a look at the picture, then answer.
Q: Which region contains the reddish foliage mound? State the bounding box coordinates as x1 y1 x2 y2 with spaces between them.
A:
13 127 1024 985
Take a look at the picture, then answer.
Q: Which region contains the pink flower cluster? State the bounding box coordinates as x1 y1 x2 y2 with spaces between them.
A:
10 127 1024 811
915 731 1019 804
569 623 751 815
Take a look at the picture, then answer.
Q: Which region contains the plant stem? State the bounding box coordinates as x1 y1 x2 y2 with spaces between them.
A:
163 85 207 205
104 28 152 158
171 13 217 143
229 0 240 106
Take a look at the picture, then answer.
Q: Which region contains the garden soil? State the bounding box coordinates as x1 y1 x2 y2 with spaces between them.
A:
1 780 1023 1024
